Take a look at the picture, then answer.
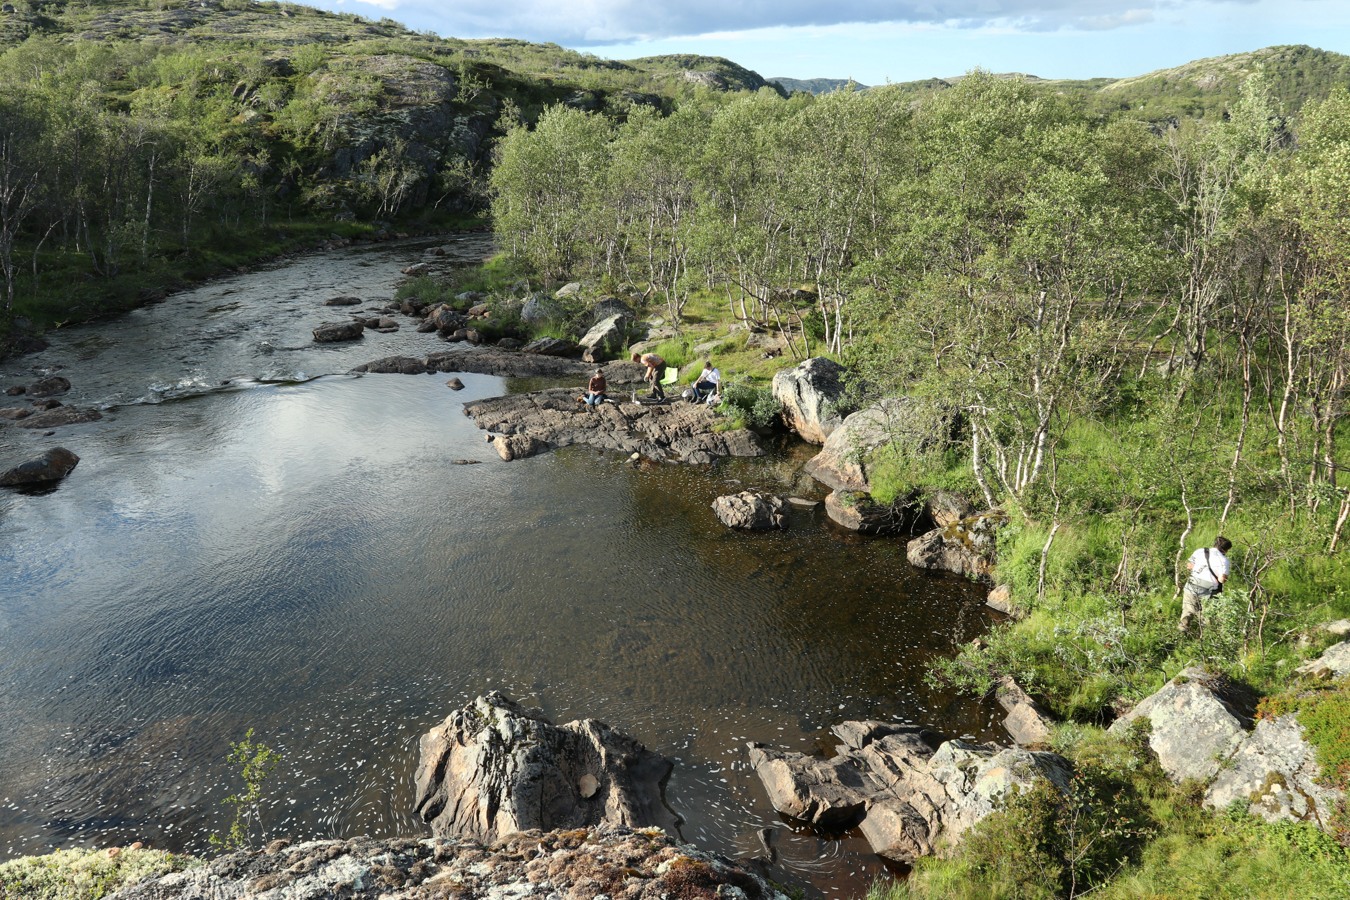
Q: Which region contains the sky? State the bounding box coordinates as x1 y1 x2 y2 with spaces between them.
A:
299 0 1350 85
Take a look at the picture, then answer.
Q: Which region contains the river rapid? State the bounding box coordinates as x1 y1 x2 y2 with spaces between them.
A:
0 234 998 897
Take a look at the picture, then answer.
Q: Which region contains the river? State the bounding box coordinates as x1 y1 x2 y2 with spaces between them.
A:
0 234 998 897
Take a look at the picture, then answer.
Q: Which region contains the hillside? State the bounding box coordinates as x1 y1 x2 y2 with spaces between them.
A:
867 45 1350 120
769 76 867 94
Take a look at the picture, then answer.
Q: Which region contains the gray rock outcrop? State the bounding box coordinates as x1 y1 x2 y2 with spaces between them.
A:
413 693 679 843
464 387 763 466
1295 640 1350 680
748 721 1072 862
906 511 1006 580
712 492 786 530
1108 667 1252 783
771 357 850 445
0 447 80 486
105 827 786 900
995 676 1054 747
312 321 364 342
1204 714 1341 830
521 292 565 325
804 398 922 492
579 314 629 363
522 337 582 357
353 349 592 379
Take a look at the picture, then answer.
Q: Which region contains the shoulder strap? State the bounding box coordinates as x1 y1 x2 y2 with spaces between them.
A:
1204 548 1220 583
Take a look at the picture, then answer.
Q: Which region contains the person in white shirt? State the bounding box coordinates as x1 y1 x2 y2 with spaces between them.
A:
692 360 721 404
1180 535 1232 636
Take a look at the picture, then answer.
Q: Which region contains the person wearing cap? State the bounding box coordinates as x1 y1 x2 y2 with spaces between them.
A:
581 368 608 408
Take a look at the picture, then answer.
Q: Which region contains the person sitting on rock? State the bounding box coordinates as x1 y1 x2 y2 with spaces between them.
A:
692 359 721 404
632 351 666 400
580 368 608 409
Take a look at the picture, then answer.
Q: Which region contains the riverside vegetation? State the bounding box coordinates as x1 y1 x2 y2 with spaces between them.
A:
4 2 1350 897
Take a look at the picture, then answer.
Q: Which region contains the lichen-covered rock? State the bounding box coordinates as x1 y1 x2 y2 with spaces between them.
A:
464 387 763 466
712 491 786 530
1108 667 1252 783
1295 640 1350 680
748 721 1072 863
414 693 679 843
905 511 1006 580
0 447 80 486
771 357 850 445
1205 714 1342 829
312 321 364 343
521 292 565 325
99 828 786 900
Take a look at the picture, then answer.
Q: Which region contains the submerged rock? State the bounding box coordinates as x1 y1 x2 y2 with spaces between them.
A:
0 447 80 487
18 406 102 429
26 375 72 398
414 692 679 843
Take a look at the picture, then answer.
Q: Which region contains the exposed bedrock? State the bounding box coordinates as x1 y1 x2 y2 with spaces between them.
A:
413 692 680 844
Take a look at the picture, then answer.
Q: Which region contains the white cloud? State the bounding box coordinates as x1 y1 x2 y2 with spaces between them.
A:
355 0 1255 43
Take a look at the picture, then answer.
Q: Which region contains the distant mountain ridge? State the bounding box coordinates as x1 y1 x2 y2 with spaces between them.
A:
769 76 867 94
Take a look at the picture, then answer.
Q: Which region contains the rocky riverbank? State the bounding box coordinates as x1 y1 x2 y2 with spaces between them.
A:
7 828 784 900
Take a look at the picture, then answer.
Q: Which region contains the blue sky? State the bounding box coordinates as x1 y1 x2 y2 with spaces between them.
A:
302 0 1350 84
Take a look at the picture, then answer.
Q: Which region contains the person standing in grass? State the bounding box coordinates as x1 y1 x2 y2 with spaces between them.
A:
1180 535 1232 635
632 351 666 400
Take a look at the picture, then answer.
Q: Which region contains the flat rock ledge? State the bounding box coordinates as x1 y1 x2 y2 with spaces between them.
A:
747 721 1072 863
464 388 764 465
105 827 788 900
352 349 595 379
414 693 680 844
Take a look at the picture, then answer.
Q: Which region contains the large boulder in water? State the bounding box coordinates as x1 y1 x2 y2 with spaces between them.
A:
312 321 364 343
771 357 849 445
0 447 79 486
712 491 786 530
413 692 679 843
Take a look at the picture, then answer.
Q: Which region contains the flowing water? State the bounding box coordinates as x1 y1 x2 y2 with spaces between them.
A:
0 235 999 896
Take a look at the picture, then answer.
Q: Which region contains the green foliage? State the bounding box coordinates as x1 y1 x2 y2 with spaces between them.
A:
210 728 281 852
0 848 198 900
716 378 778 431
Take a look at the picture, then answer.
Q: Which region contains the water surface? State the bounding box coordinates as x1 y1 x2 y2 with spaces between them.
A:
0 236 998 896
